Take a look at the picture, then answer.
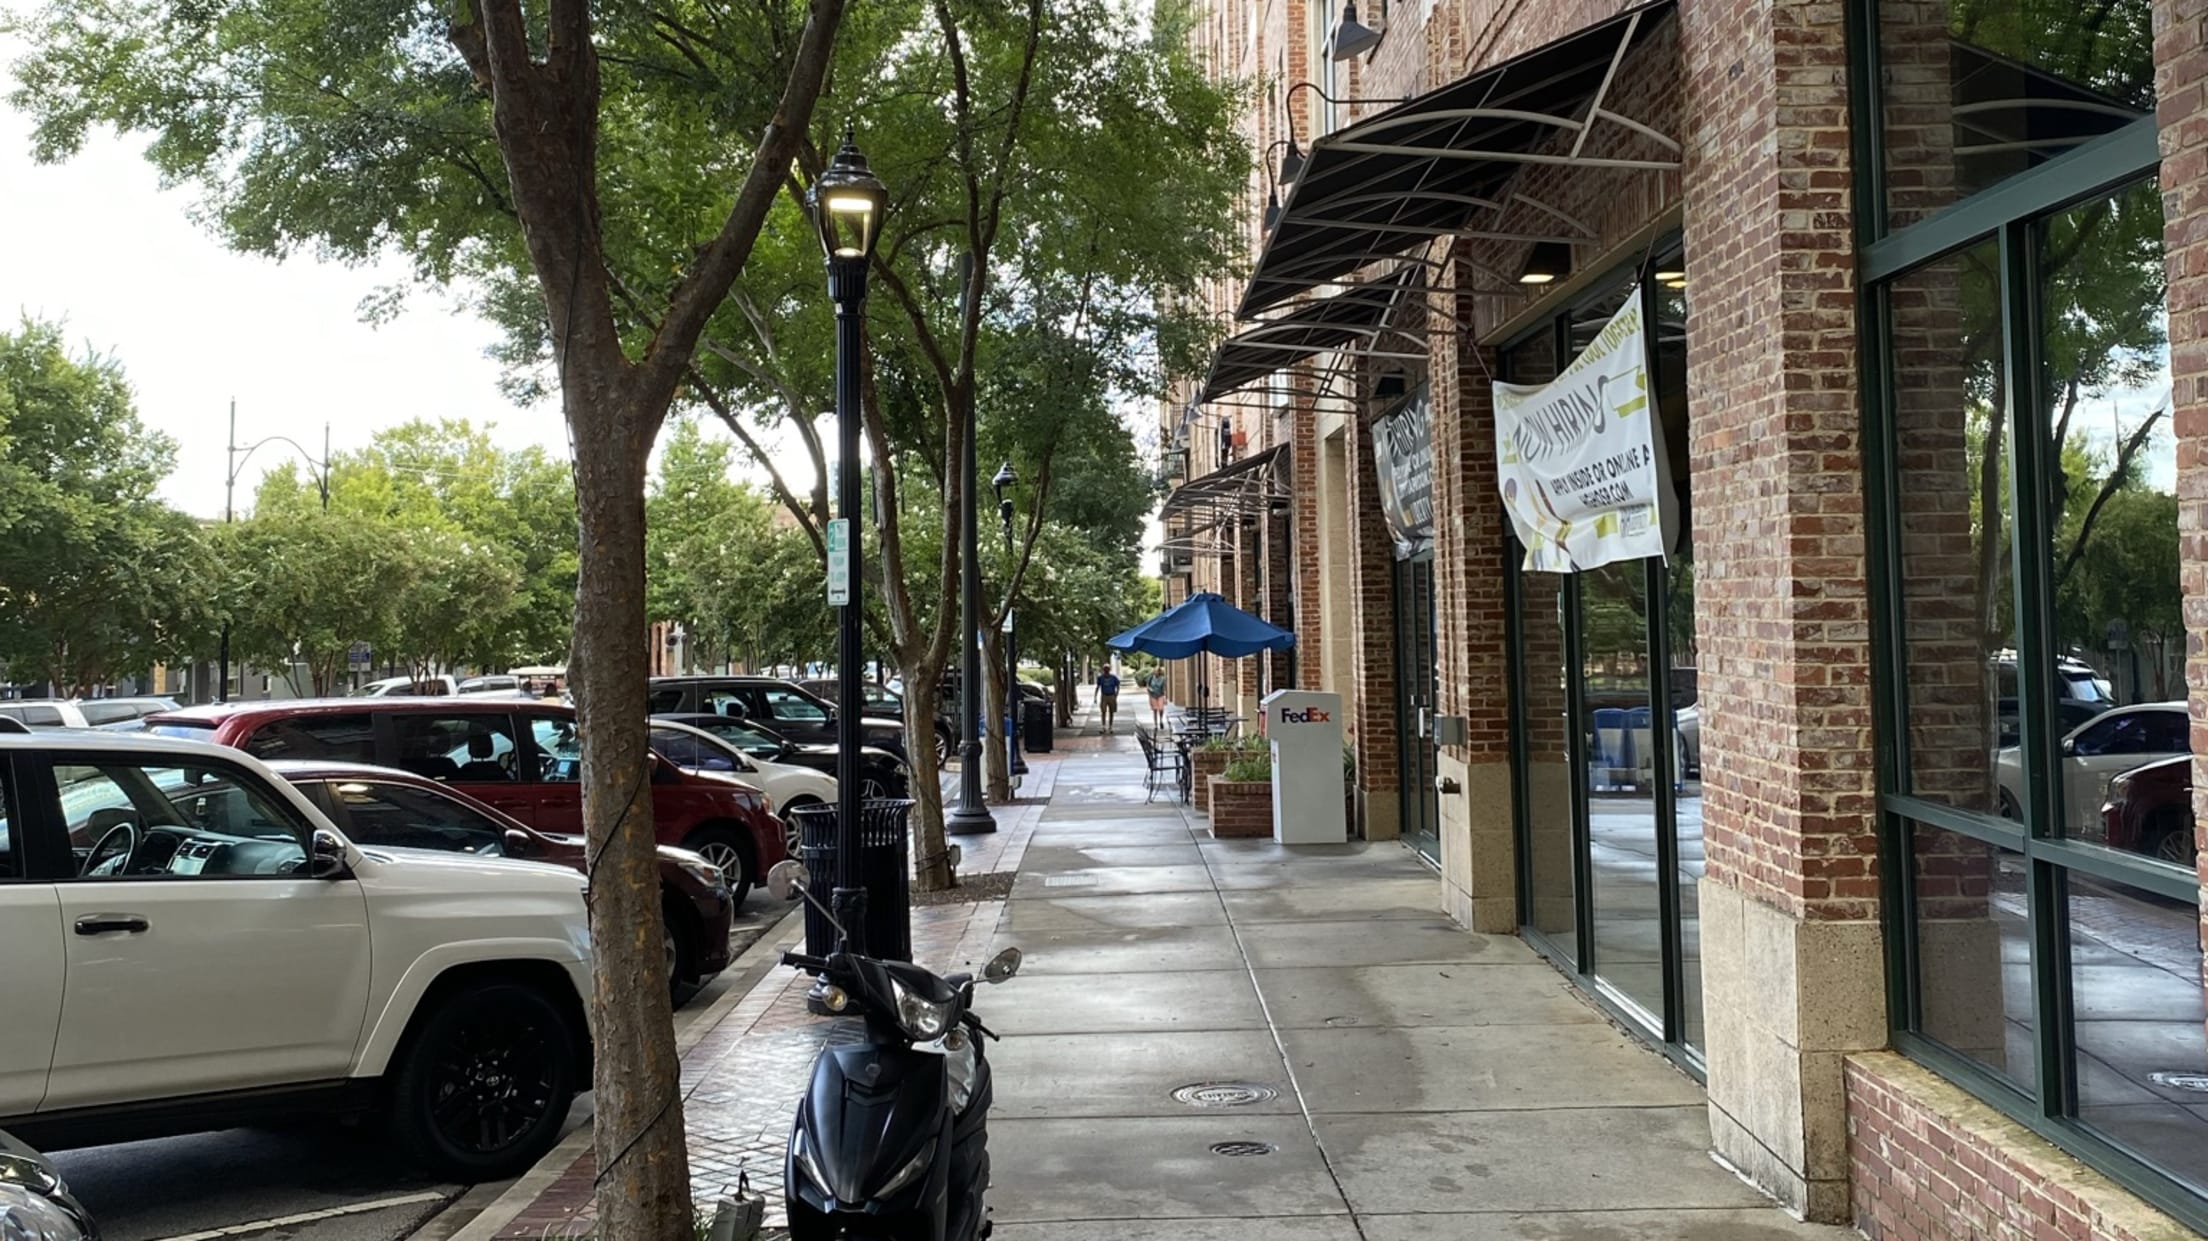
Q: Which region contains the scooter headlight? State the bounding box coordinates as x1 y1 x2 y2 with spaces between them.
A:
0 1182 88 1241
888 975 954 1041
874 1137 937 1199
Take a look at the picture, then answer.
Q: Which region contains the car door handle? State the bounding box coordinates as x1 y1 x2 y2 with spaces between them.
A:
74 913 150 936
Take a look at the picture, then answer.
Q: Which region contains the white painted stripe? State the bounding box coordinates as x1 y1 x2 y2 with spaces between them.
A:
146 1190 451 1241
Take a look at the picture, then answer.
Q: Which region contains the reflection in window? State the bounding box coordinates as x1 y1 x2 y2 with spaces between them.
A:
1891 240 2010 816
2068 872 2208 1189
2040 177 2174 711
1881 0 2154 227
1911 823 2035 1095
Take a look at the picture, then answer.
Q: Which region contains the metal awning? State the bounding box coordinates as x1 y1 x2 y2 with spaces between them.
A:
1241 0 1678 318
1199 269 1427 405
1160 445 1289 559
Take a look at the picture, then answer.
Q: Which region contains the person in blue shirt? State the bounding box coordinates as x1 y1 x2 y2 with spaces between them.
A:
1096 668 1121 733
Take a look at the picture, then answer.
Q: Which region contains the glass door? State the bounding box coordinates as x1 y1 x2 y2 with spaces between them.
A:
1396 556 1441 858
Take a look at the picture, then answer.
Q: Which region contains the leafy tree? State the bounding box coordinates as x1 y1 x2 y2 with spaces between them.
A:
0 318 216 692
215 505 414 695
646 418 832 670
12 1 854 1229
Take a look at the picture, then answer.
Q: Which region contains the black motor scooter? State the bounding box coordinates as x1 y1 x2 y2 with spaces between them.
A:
765 859 1021 1241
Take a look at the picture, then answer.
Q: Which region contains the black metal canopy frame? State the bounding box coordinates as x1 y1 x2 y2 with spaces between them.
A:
1159 444 1289 566
1240 0 1680 320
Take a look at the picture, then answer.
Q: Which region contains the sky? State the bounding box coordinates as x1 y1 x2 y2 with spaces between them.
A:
0 32 585 519
0 19 839 521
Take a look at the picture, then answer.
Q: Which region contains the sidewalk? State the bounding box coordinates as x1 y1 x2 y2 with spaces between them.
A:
453 712 1854 1240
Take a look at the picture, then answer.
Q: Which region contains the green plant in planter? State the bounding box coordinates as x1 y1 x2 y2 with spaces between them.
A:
1343 743 1356 781
1222 754 1273 782
1200 733 1265 753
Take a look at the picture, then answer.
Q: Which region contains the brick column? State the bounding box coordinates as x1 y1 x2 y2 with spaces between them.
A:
2153 0 2208 1042
1347 394 1402 840
1680 0 1884 1221
1265 503 1295 693
1236 516 1264 722
1292 373 1328 690
1428 248 1518 931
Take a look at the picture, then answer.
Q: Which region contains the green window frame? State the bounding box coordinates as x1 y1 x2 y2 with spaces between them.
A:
1851 0 2206 1222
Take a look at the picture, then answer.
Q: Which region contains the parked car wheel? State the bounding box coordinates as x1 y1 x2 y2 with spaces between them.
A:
935 726 954 765
2146 810 2196 865
387 981 577 1180
665 895 705 1008
682 824 756 907
780 796 823 855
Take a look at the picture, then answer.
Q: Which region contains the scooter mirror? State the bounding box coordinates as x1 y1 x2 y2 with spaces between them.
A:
982 946 1022 983
767 859 811 903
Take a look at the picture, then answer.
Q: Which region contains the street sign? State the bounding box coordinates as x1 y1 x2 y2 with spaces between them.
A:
826 519 851 607
347 642 372 671
1002 607 1014 634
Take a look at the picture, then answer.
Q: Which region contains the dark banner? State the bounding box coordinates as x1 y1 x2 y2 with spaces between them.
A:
1372 387 1434 560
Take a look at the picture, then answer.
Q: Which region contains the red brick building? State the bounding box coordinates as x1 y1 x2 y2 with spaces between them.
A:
1159 0 2208 1233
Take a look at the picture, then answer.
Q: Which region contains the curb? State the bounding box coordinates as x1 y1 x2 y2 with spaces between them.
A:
428 901 808 1241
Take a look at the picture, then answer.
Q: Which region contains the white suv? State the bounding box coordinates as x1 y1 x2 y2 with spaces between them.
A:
0 732 592 1179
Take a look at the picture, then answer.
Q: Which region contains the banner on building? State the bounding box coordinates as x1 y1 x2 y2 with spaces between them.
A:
1371 387 1434 560
1493 289 1670 574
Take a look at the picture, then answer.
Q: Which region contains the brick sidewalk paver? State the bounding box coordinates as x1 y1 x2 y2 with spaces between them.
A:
486 744 1065 1240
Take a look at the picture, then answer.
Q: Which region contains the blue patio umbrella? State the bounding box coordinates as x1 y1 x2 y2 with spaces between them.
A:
1108 592 1294 660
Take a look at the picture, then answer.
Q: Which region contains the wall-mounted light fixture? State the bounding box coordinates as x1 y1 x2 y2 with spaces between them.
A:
1519 240 1572 286
1329 0 1384 61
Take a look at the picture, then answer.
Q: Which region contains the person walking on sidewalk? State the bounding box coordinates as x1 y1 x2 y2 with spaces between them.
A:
1096 667 1121 732
1146 667 1167 729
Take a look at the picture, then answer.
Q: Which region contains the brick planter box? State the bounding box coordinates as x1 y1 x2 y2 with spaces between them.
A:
1208 777 1274 838
1190 747 1233 811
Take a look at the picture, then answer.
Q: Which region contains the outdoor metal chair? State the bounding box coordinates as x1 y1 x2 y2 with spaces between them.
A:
1136 725 1185 804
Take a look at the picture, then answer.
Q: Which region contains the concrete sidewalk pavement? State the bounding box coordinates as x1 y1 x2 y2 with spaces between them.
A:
980 737 1852 1239
445 716 1854 1240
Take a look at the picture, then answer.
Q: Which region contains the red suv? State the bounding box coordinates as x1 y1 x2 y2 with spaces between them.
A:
146 698 785 902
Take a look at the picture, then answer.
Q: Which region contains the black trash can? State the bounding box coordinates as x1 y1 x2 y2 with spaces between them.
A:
1021 698 1054 752
787 799 915 963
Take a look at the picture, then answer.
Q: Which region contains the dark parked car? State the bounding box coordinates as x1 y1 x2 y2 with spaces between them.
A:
0 1128 98 1241
647 676 907 758
653 713 909 798
2101 755 2197 865
144 698 785 903
269 760 736 1003
799 678 955 763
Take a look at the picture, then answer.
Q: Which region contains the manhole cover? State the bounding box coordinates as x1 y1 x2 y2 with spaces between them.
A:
1209 1141 1277 1158
2150 1071 2208 1092
1173 1082 1278 1108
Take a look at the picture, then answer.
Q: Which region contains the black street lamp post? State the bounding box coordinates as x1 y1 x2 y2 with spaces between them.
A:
993 461 1027 778
810 129 889 952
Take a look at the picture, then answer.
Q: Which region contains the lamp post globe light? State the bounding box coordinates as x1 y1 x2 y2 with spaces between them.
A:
993 461 1027 778
809 127 887 953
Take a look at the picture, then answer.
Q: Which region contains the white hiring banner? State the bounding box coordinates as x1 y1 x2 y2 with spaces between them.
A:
1493 288 1669 573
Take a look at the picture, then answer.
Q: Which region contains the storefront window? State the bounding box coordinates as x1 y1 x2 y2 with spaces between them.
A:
1871 158 2205 1214
1879 0 2154 231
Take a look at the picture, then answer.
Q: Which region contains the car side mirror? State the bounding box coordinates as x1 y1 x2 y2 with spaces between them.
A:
2061 737 2077 757
308 829 352 880
503 828 535 857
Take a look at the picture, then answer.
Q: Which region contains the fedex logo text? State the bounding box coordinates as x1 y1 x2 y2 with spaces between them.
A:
1280 708 1331 724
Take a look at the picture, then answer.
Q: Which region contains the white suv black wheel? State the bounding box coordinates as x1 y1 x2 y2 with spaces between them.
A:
388 981 577 1180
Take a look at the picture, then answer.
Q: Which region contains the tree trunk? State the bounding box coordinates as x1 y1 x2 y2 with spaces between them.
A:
572 407 691 1241
903 656 954 891
979 627 1009 802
